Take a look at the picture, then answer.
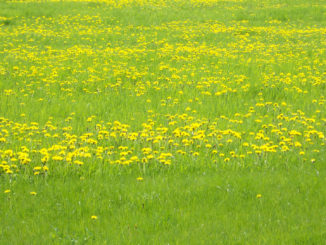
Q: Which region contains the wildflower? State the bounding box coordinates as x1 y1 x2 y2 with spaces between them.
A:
74 160 84 166
30 192 37 196
137 177 144 181
256 194 262 198
164 160 172 165
33 166 42 171
91 215 98 220
4 189 11 194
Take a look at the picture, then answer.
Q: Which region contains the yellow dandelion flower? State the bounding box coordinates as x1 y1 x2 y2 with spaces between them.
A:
193 152 199 157
74 160 84 166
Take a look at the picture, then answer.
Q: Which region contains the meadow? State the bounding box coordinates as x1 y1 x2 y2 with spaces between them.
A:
0 0 325 243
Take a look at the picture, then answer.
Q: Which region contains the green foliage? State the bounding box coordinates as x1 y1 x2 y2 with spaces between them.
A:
0 0 325 243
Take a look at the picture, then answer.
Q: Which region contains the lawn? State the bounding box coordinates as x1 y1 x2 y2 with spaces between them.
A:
0 0 325 243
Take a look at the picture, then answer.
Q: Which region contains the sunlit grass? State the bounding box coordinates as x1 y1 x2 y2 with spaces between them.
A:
0 0 325 243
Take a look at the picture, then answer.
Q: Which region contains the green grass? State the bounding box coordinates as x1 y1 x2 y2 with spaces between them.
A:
2 167 326 244
0 0 325 243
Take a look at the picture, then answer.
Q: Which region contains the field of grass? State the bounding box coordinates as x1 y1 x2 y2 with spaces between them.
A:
0 0 325 243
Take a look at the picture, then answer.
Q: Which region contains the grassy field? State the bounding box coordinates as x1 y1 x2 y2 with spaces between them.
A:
0 0 325 243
